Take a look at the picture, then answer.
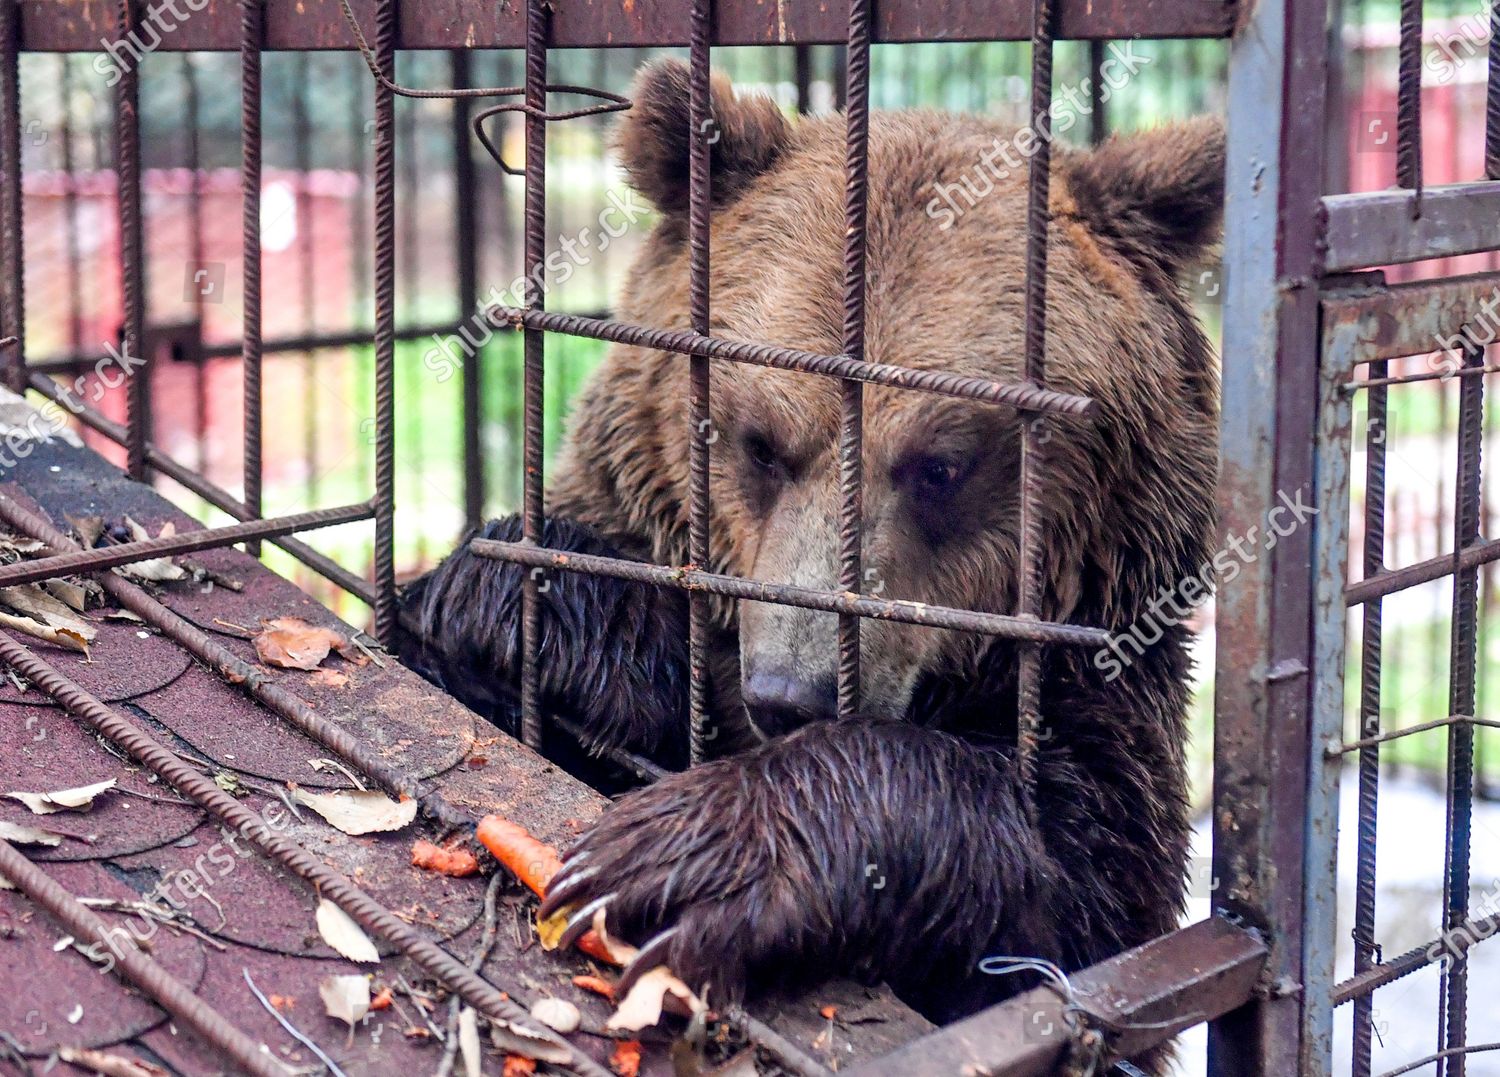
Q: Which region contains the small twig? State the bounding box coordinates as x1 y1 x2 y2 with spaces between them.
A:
349 634 387 668
395 974 448 1042
212 618 257 639
435 873 505 1077
308 758 368 792
243 967 348 1077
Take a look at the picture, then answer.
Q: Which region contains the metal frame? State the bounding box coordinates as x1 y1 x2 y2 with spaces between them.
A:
5 1 1498 1073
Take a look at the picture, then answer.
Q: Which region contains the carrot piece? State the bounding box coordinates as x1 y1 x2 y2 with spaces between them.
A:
572 974 616 1000
502 1056 537 1077
577 929 617 966
477 814 564 897
410 838 480 877
609 1040 643 1077
819 1004 838 1020
370 986 394 1011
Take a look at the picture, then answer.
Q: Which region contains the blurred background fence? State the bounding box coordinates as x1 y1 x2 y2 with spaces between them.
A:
10 3 1500 802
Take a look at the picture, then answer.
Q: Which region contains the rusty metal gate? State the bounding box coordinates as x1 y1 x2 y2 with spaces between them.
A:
2 0 1498 1073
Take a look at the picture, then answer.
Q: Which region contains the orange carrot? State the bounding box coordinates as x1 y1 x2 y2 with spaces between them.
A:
502 1056 537 1077
571 974 616 1000
477 815 564 896
609 1040 643 1077
410 839 480 878
370 986 394 1011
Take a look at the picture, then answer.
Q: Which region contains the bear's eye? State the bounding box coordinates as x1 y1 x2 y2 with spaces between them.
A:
743 431 780 474
902 454 963 497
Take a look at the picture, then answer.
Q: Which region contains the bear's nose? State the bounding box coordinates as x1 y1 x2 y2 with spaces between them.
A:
742 671 837 737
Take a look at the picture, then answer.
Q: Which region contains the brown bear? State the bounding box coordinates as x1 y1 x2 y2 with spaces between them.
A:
402 59 1223 1043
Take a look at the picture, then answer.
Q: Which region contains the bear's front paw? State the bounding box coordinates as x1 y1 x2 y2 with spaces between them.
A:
538 761 827 1003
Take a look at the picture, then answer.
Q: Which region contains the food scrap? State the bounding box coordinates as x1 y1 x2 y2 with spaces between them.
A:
410 838 480 877
609 1039 643 1077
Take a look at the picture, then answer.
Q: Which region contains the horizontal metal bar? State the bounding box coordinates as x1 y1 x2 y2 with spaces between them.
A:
848 917 1267 1077
1326 714 1500 756
1346 362 1500 393
27 320 461 375
1323 182 1500 272
1321 269 1500 365
490 307 1097 417
0 502 373 587
16 0 1233 52
1333 910 1500 1005
1345 535 1500 606
27 372 376 604
472 538 1111 645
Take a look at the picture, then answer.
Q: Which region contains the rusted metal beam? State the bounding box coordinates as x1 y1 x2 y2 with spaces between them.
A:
1321 270 1500 367
1322 183 1500 273
471 537 1112 645
848 918 1267 1077
17 0 1235 52
0 501 373 587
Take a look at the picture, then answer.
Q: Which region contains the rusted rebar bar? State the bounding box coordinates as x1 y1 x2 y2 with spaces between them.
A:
489 307 1096 417
0 839 283 1077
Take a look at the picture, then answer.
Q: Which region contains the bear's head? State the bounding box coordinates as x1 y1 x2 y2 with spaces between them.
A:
608 61 1222 736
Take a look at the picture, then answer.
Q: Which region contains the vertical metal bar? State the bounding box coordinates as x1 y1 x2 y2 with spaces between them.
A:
62 57 84 355
794 44 813 116
182 53 209 472
1396 0 1423 206
1014 0 1055 810
837 0 871 719
241 0 264 541
1440 344 1484 1077
371 0 398 644
1487 0 1500 179
519 0 549 749
687 0 714 762
0 0 22 393
1087 38 1107 145
294 53 320 510
453 49 483 534
1211 0 1332 1068
117 0 147 481
1351 365 1388 1077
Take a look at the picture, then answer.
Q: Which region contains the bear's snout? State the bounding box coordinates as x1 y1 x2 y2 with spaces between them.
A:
742 669 838 737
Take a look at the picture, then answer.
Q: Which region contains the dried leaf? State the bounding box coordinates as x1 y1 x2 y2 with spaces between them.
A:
0 583 93 629
310 668 349 689
65 514 105 549
255 617 365 671
458 1006 483 1077
606 966 704 1033
319 974 371 1029
0 609 92 654
41 578 90 613
488 1019 574 1066
291 788 417 835
0 820 66 846
57 1047 168 1077
117 518 186 582
316 899 380 963
6 778 116 815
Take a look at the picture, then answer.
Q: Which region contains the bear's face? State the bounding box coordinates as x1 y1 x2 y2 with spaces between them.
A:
605 62 1223 733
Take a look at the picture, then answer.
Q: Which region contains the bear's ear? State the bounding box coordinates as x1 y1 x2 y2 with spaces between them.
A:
1061 117 1225 276
614 59 792 215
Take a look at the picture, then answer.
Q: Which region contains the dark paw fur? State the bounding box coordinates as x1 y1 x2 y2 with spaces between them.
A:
539 760 824 1005
394 515 690 765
